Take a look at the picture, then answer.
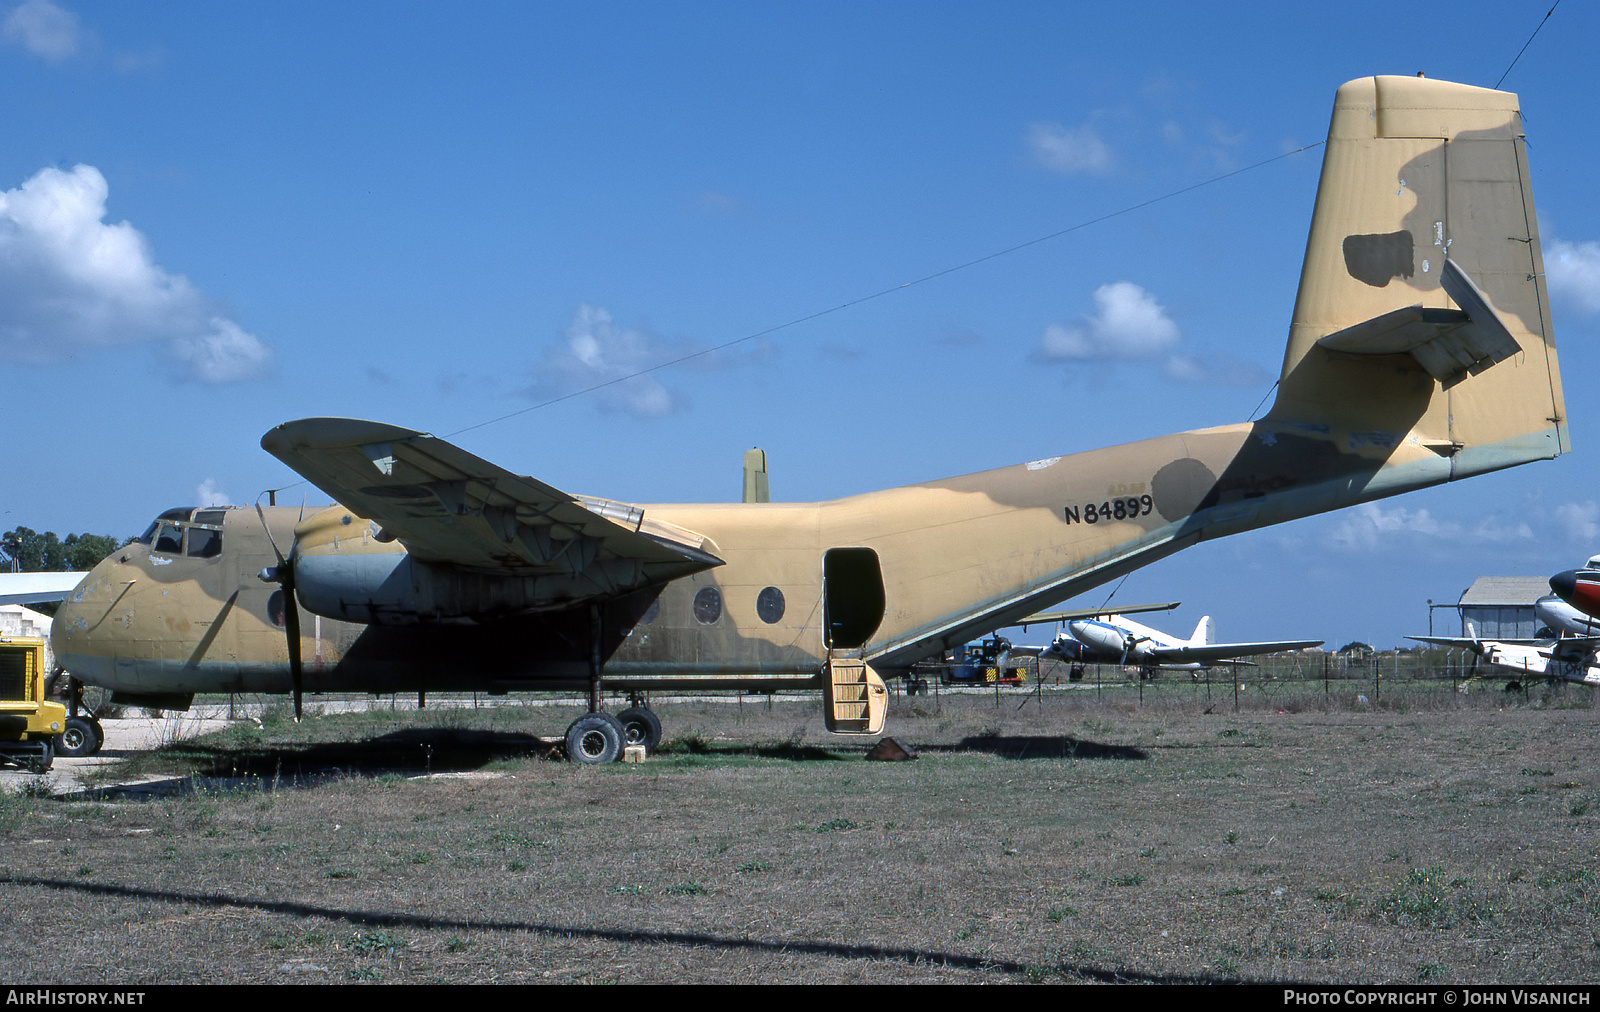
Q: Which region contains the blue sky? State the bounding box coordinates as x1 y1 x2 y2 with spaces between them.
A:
3 1 1598 649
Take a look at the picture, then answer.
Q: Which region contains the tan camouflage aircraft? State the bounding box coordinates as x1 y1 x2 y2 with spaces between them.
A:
51 75 1567 762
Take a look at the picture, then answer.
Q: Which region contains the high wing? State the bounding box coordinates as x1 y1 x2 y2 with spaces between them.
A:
1145 638 1324 664
0 572 88 606
1015 602 1180 629
261 418 723 602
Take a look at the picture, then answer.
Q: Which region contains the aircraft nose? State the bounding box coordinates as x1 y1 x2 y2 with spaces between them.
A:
1551 570 1579 601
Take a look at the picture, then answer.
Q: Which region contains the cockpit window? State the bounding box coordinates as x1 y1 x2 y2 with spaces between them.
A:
186 527 222 558
140 507 229 557
154 524 184 555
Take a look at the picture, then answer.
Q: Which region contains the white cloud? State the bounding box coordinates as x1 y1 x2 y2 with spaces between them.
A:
0 164 271 382
1028 122 1114 175
1038 281 1181 361
1037 282 1270 387
529 304 687 418
1546 239 1600 315
1554 501 1600 544
2 0 79 62
169 319 274 384
1328 502 1533 552
195 479 229 507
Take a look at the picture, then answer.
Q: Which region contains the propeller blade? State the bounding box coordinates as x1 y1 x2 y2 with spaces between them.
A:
282 553 303 720
256 502 305 721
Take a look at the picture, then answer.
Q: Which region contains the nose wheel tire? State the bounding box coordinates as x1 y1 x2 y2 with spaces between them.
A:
57 717 103 758
565 713 626 764
615 707 661 751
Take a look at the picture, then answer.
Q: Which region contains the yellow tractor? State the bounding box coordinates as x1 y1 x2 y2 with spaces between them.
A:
0 636 69 773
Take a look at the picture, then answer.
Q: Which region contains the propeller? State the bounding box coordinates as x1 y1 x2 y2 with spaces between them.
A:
1118 632 1147 667
256 502 305 720
992 636 1013 677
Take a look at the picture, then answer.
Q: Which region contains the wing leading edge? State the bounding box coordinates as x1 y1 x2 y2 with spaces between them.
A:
261 418 723 601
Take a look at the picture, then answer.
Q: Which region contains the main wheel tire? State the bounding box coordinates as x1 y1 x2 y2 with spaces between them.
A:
58 717 101 758
565 713 625 764
616 707 661 751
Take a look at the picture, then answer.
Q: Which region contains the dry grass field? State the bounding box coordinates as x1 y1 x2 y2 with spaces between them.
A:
1 676 1597 985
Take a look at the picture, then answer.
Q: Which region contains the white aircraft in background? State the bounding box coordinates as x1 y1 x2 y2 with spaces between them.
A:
1011 607 1322 678
1534 594 1600 639
1408 593 1600 686
1409 625 1600 686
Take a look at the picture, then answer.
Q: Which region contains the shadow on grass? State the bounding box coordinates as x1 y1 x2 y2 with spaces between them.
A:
655 740 847 761
2 873 1253 985
937 735 1149 760
66 727 562 800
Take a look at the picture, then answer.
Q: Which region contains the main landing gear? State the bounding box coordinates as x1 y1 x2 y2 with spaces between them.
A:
562 703 660 765
562 605 661 765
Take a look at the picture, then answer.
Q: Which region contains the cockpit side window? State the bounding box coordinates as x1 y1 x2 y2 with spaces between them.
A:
186 526 222 558
137 521 160 546
154 524 184 555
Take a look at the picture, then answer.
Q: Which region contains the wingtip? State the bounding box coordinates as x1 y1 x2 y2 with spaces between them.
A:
262 417 430 456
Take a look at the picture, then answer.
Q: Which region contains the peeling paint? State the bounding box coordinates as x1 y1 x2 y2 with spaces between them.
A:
1024 457 1060 471
150 556 171 566
1276 421 1332 436
1348 431 1399 451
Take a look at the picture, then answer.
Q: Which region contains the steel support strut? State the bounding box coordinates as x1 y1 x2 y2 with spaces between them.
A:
588 602 603 714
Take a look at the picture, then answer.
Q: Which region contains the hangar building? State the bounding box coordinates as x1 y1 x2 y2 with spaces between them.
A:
1454 577 1551 639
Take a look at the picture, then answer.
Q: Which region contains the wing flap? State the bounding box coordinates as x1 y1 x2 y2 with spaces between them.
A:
262 418 722 595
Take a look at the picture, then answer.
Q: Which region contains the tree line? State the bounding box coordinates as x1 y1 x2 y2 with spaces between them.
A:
2 527 133 572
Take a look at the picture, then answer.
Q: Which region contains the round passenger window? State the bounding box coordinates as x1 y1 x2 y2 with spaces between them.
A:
756 586 785 624
638 598 660 625
693 587 722 625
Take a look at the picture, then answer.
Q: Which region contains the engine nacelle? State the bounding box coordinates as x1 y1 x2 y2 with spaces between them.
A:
292 552 597 625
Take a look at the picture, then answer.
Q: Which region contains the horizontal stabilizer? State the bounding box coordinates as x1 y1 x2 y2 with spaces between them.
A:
1316 260 1523 385
1016 601 1179 629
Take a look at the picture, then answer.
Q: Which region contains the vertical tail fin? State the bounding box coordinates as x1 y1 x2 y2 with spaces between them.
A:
742 448 770 503
1269 76 1565 485
1190 615 1216 646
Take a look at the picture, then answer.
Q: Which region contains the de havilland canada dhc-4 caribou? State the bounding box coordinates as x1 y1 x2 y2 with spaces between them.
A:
49 76 1567 762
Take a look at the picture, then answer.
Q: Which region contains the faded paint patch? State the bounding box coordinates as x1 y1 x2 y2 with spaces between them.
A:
1342 230 1414 287
1150 458 1216 522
